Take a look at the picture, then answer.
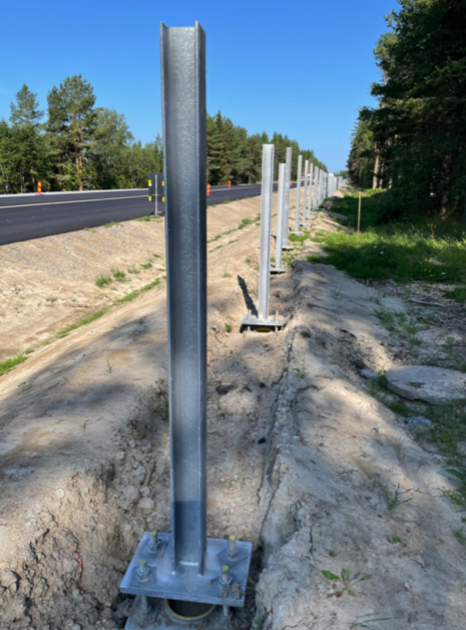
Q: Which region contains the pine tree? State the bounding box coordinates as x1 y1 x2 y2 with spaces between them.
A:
9 84 43 127
45 75 97 191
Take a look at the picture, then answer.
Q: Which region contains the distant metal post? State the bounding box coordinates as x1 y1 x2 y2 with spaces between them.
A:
301 159 309 226
314 167 320 209
282 147 292 249
242 145 283 329
120 23 252 624
307 165 314 218
293 155 302 234
272 163 286 273
309 164 316 218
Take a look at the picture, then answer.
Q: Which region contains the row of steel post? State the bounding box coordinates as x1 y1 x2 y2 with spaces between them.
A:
243 145 348 329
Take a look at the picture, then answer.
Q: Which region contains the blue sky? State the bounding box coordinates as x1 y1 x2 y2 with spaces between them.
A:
0 0 399 172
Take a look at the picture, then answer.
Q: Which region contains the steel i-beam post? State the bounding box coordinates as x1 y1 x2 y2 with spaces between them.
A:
308 165 313 217
271 163 286 274
306 164 312 219
301 159 309 226
314 167 320 210
282 147 293 250
242 145 283 328
120 23 252 628
292 155 303 234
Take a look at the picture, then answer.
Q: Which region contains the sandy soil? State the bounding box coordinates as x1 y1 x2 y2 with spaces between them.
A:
0 192 465 630
0 195 268 361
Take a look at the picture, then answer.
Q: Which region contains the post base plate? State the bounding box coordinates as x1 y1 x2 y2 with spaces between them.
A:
241 313 283 331
120 533 252 608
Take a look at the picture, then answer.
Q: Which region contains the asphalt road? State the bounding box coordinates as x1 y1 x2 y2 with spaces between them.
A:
0 183 296 246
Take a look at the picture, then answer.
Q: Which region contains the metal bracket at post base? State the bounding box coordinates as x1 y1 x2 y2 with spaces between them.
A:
270 265 286 274
241 312 283 331
121 532 252 608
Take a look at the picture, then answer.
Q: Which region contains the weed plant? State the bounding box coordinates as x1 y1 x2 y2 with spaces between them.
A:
96 274 112 288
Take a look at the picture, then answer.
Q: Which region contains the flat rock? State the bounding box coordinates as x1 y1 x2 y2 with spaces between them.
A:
386 366 466 405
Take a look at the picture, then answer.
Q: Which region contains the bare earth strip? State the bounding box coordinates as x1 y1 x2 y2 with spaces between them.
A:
0 193 465 630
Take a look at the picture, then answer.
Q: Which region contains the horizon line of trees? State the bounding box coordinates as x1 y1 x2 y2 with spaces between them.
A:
0 77 327 195
347 0 466 220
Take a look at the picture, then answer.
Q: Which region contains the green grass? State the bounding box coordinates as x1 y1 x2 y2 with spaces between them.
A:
374 309 427 345
0 353 29 377
306 190 466 288
127 265 140 274
289 231 310 244
57 309 107 338
444 287 466 303
135 215 159 222
96 274 112 288
153 253 161 258
454 527 466 545
111 268 126 281
103 221 121 228
140 261 153 270
116 279 161 304
238 218 253 229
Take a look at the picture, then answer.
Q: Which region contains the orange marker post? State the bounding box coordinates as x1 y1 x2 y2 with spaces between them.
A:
228 181 231 189
37 181 42 195
207 184 211 196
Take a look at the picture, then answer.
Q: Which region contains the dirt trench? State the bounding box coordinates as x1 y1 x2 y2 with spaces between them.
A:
1 196 466 630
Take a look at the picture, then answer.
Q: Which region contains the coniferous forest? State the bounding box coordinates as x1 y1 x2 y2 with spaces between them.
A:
0 77 326 194
348 0 466 220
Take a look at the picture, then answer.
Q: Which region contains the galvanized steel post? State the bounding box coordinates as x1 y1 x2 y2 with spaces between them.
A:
272 164 286 273
293 155 303 234
308 165 313 216
282 147 292 249
161 20 208 573
120 24 253 624
301 159 309 226
314 167 320 209
242 145 283 328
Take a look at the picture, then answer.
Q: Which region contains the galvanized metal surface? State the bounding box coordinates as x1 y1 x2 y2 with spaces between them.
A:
272 163 286 273
301 159 309 225
160 21 208 573
120 533 252 607
314 167 319 209
257 144 274 321
282 147 292 248
293 154 302 234
307 165 312 217
241 312 283 329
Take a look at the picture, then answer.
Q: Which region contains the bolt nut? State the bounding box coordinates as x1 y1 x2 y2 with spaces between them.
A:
221 565 231 583
227 535 238 560
149 530 160 552
137 560 150 582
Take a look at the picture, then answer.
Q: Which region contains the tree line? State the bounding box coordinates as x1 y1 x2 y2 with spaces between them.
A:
348 0 466 220
0 76 326 194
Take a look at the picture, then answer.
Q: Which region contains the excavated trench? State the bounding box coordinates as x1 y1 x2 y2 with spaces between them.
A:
2 203 466 630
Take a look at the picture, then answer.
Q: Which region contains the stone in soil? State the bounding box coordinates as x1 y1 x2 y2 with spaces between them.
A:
385 365 466 405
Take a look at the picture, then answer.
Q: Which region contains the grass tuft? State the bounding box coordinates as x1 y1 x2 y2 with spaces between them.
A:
0 353 29 377
96 274 112 288
57 310 107 338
